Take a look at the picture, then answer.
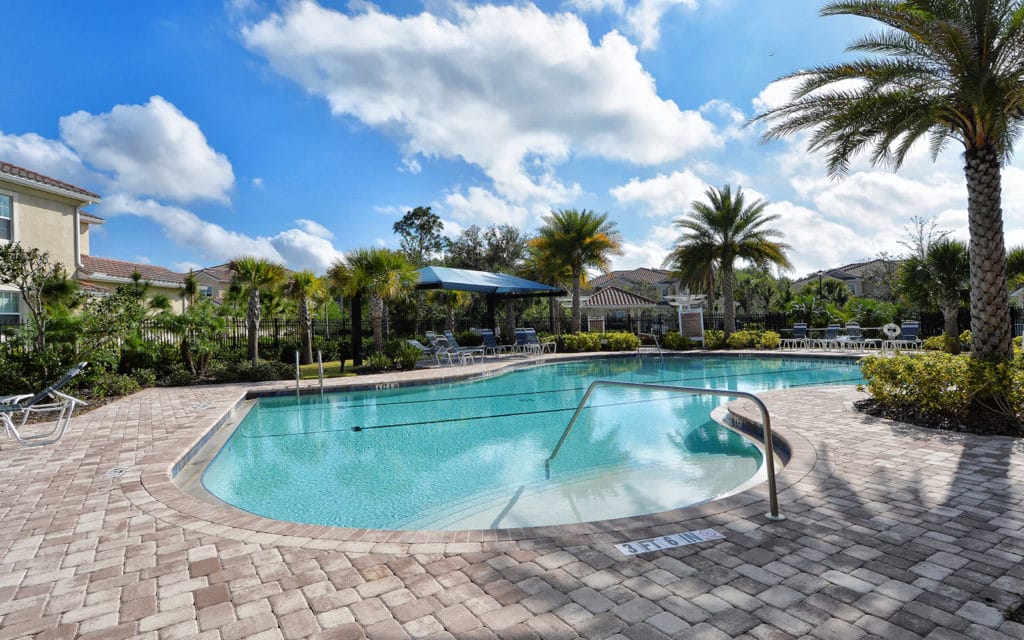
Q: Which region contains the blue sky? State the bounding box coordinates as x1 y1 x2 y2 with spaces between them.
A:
5 0 1023 278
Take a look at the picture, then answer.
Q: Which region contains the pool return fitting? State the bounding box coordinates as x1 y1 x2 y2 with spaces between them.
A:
546 380 785 522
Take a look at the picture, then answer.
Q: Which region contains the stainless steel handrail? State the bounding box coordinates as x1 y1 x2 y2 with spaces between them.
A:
545 380 785 521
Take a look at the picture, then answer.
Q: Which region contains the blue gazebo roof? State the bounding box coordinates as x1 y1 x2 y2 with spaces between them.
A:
416 266 563 298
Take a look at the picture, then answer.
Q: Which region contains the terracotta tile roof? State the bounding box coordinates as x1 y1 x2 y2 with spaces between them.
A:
80 211 105 224
793 258 904 287
590 267 674 288
79 255 185 285
197 263 234 282
0 161 100 201
581 286 659 308
77 281 111 295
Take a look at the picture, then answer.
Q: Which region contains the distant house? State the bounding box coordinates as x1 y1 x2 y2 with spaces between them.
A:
194 263 235 303
76 255 187 313
577 286 662 332
0 161 102 325
792 258 901 299
588 268 682 300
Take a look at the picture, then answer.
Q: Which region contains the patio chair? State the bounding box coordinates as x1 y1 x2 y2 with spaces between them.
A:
780 323 809 349
892 321 922 350
406 339 441 366
814 324 842 350
443 331 485 363
479 329 510 357
1 362 88 447
836 322 879 349
514 328 556 355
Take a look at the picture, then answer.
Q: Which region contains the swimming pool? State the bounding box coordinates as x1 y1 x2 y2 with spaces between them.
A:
201 356 863 530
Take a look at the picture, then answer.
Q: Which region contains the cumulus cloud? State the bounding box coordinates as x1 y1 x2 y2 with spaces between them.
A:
103 195 345 272
242 1 718 203
570 0 697 50
59 96 235 203
762 200 874 277
0 132 96 188
441 187 535 228
295 218 333 239
610 169 708 218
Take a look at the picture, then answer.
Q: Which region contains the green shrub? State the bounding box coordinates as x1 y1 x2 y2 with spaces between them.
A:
1015 336 1022 349
603 332 640 351
395 344 422 371
207 359 293 383
365 352 392 372
704 330 725 349
759 331 781 349
90 372 141 399
131 368 157 388
921 335 947 351
661 331 697 350
165 365 198 386
455 331 483 347
557 333 602 353
860 353 981 420
960 330 972 348
727 330 757 349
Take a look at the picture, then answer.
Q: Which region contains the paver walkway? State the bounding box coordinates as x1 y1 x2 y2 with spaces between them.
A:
2 357 1024 639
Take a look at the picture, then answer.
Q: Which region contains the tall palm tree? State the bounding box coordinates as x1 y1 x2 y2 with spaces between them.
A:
328 248 418 354
286 270 323 365
180 270 199 311
898 238 971 353
229 256 287 362
754 0 1024 360
427 289 471 333
665 185 791 338
522 245 574 335
529 209 622 333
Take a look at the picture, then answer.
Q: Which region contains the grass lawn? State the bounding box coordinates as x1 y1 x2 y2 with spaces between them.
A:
297 360 359 379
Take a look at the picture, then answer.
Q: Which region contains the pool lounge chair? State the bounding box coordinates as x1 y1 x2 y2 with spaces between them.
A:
514 328 556 355
891 321 922 350
479 329 510 357
814 324 842 350
443 331 485 363
780 323 809 349
406 339 442 366
836 322 879 349
1 362 88 447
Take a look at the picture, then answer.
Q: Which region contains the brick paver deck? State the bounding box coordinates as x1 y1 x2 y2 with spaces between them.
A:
2 354 1023 639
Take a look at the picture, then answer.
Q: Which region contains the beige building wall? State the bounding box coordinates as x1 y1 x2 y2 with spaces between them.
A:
78 279 186 315
2 185 80 269
79 220 91 256
194 272 231 301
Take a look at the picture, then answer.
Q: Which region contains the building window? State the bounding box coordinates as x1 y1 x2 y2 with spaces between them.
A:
200 285 213 298
0 291 19 326
0 194 11 241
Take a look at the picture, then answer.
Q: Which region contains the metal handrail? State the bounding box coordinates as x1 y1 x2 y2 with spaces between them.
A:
545 380 785 521
637 333 664 359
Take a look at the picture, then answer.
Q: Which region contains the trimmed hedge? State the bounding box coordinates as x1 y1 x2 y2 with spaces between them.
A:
552 332 642 353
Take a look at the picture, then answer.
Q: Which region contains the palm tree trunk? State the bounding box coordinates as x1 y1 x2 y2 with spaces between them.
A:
965 144 1012 360
721 262 736 338
371 296 384 354
247 289 261 362
942 305 960 355
299 296 313 365
552 298 562 335
571 269 582 333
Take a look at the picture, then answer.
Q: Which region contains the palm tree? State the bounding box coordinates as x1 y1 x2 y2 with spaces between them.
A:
898 238 971 353
328 248 418 354
664 185 791 338
180 270 199 311
286 270 323 365
522 246 574 335
229 256 287 362
427 289 471 333
529 209 621 333
754 1 1024 360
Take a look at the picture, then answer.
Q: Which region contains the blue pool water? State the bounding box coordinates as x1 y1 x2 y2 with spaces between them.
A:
202 356 863 530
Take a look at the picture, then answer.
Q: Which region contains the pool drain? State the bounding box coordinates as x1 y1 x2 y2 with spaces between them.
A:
104 467 131 478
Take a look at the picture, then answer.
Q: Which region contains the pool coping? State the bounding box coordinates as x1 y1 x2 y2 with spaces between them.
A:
127 350 859 553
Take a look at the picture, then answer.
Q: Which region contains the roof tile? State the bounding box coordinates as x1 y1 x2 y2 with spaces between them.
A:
0 161 101 201
79 255 185 285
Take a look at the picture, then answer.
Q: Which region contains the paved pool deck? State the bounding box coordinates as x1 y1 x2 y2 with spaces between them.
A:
2 351 1023 639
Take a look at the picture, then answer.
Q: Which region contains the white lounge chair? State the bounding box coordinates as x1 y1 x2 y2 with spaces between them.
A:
479 329 510 357
443 331 485 363
780 323 809 349
1 362 88 447
514 328 556 355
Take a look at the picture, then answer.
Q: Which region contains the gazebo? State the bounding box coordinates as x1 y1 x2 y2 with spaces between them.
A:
565 286 663 333
349 266 563 364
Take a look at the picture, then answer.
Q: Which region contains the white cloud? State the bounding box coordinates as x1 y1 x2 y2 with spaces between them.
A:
295 218 333 239
242 1 719 203
174 261 203 272
251 177 264 188
0 132 96 188
762 200 873 277
610 169 708 218
570 0 697 50
59 96 235 203
102 194 345 273
441 187 534 228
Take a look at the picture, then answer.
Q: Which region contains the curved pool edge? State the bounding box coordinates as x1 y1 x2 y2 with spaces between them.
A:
129 351 851 554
